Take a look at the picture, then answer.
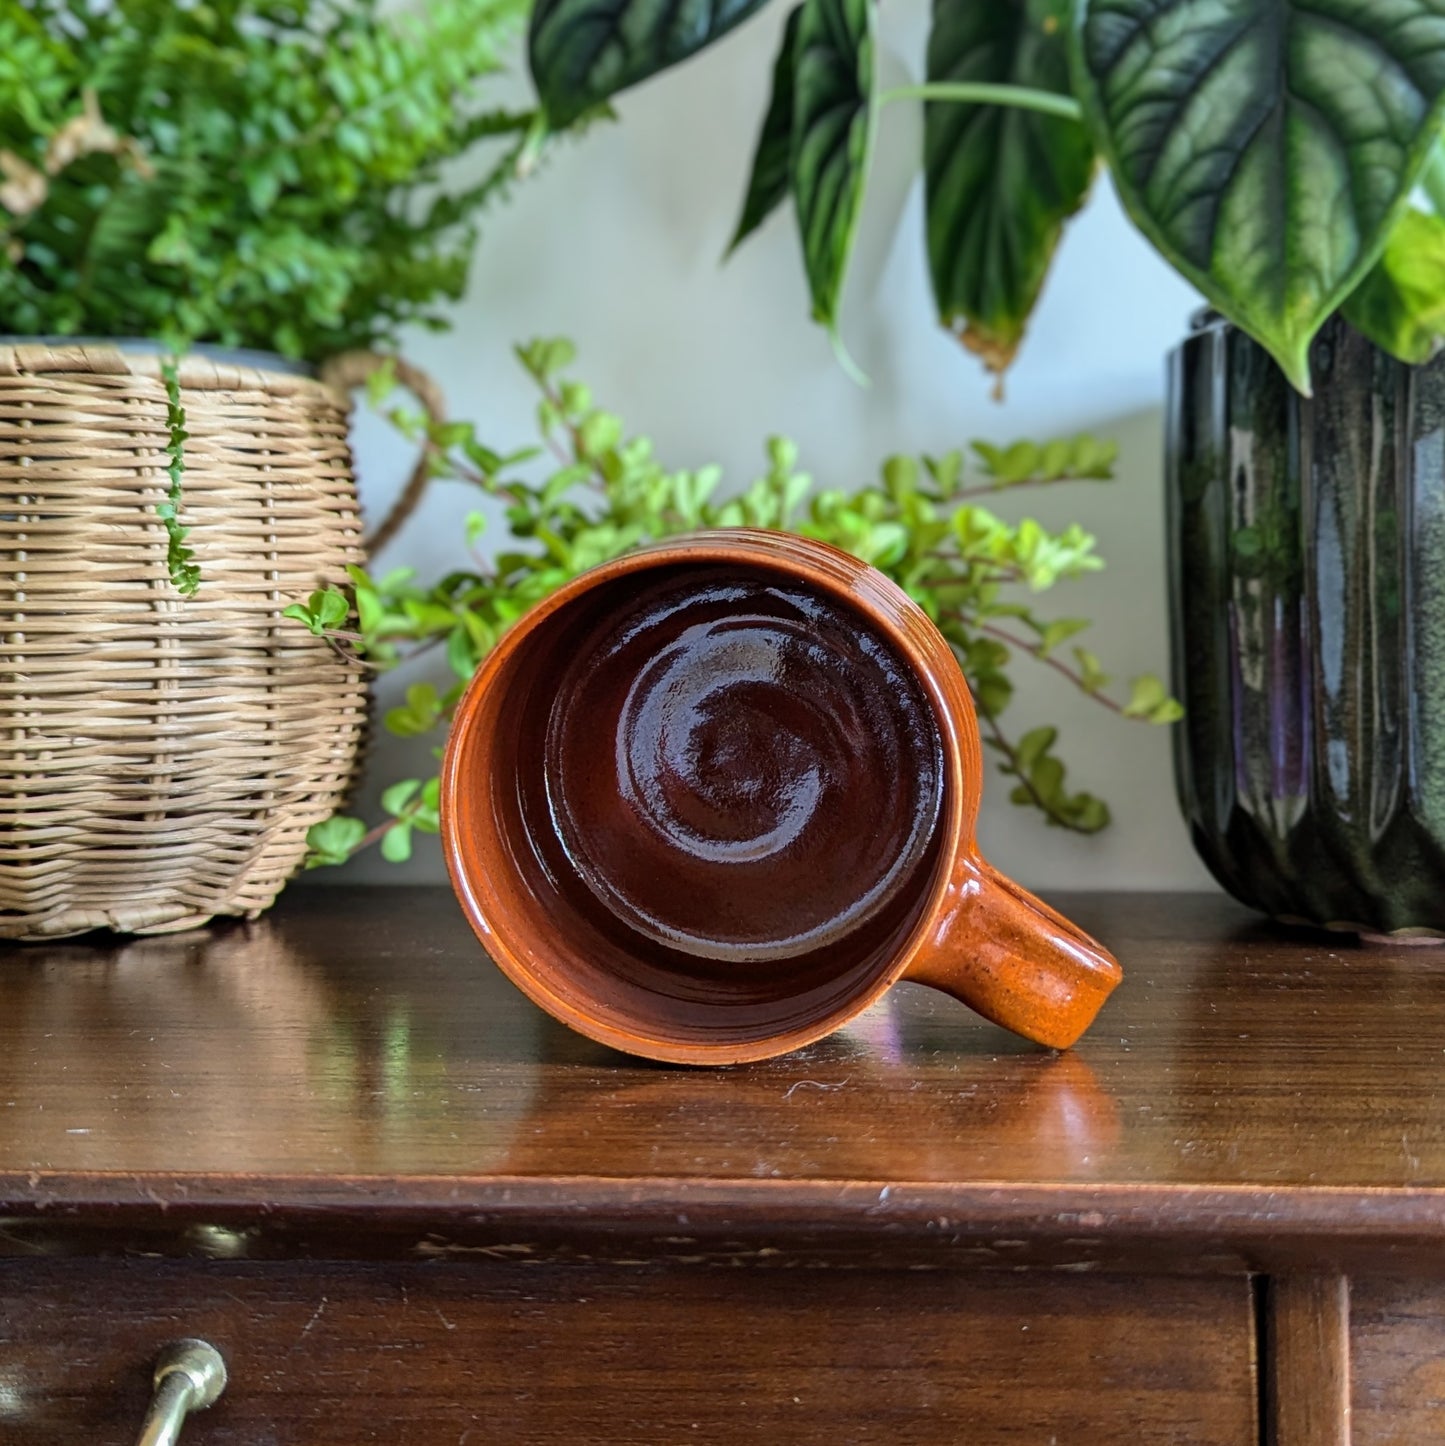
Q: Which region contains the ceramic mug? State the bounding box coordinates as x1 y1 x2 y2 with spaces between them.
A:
441 530 1121 1064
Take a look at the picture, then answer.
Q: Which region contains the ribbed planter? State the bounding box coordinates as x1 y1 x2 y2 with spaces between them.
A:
1167 313 1445 938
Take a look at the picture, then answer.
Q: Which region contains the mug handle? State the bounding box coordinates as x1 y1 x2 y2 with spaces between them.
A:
905 858 1122 1049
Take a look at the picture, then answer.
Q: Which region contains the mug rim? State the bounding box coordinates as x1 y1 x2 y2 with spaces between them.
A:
440 528 979 1064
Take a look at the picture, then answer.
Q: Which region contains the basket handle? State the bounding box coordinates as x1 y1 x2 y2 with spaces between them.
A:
319 349 449 556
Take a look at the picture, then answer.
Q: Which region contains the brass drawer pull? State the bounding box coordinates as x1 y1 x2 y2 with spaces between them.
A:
134 1340 227 1446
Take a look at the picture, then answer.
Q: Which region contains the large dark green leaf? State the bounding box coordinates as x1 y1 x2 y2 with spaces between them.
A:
1074 0 1445 392
925 0 1094 385
728 5 802 254
529 0 774 127
791 0 875 343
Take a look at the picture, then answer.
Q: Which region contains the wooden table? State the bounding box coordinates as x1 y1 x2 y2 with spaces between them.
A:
0 888 1441 1444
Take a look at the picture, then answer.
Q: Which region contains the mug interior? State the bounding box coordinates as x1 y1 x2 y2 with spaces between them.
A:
447 555 955 1056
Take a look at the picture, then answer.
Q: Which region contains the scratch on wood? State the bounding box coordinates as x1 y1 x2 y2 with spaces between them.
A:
299 1297 327 1340
413 1240 538 1260
0 1223 44 1255
783 1079 849 1099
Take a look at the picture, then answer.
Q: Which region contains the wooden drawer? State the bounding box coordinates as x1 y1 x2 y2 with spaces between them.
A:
0 1260 1256 1444
1353 1279 1445 1443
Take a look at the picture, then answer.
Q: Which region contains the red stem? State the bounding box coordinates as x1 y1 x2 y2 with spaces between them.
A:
950 473 1102 501
974 620 1124 714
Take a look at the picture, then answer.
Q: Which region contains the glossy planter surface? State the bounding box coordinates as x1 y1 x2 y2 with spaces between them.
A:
1168 315 1445 936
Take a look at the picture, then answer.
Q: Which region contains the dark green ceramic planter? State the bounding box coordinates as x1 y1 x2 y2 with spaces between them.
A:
1167 313 1445 939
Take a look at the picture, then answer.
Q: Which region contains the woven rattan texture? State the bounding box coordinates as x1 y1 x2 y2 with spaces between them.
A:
0 345 367 938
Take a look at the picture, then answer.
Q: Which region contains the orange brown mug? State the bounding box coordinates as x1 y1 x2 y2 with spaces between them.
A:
441 530 1121 1064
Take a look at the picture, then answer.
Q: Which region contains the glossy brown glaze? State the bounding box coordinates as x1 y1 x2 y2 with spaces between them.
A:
543 567 943 962
442 529 1120 1062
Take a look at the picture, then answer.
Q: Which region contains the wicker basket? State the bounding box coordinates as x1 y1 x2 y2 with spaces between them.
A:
0 342 373 939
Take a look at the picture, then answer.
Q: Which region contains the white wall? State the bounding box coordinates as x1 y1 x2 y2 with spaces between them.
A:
315 0 1216 893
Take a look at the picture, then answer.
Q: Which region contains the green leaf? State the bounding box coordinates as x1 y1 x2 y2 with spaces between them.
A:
529 0 774 127
355 585 383 636
281 602 320 634
384 682 442 737
925 0 1094 384
791 0 877 343
365 356 398 408
159 358 200 596
446 623 477 680
996 722 1111 832
924 449 963 493
414 777 442 833
1123 673 1166 719
381 779 422 816
1073 645 1109 694
316 587 350 630
1233 525 1264 560
375 567 418 594
730 6 804 254
1038 616 1090 654
306 815 367 867
1343 208 1445 365
1124 673 1185 724
517 338 577 382
1073 0 1445 393
1015 724 1057 772
973 439 1041 483
380 820 414 863
578 410 622 454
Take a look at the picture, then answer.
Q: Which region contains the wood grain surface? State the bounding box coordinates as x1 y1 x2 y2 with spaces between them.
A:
1266 1274 1350 1446
0 1259 1258 1446
1 889 1444 1272
4 888 1444 1445
1351 1279 1445 1443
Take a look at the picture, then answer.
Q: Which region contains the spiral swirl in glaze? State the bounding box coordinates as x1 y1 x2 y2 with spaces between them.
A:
544 569 943 961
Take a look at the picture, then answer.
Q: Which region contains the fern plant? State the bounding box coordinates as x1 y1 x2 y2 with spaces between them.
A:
0 0 573 359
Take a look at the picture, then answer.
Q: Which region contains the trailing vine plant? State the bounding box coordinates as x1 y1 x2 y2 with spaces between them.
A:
285 340 1181 866
158 359 200 596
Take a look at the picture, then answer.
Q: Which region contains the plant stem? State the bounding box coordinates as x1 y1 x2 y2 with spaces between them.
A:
951 473 1104 500
352 815 402 857
927 564 1026 587
878 82 1084 123
828 326 870 389
975 619 1125 713
325 628 451 670
322 635 384 670
398 632 449 663
534 374 612 490
976 706 1091 833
